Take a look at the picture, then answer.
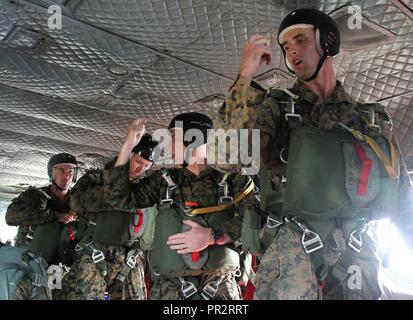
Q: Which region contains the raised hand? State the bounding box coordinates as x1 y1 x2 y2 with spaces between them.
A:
239 34 273 82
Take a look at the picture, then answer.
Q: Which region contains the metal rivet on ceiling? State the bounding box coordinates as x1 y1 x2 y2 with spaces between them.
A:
106 64 129 76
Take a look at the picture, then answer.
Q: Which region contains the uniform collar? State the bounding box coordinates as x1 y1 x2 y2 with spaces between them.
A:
180 166 218 182
290 80 356 106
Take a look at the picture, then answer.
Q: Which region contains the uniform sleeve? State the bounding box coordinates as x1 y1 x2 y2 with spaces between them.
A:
208 76 266 173
209 75 281 178
69 169 104 220
5 188 58 227
103 163 160 210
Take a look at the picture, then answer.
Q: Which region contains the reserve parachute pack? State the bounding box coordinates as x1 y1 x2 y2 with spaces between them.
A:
26 187 79 265
284 125 399 222
0 243 51 300
242 87 400 254
93 206 158 250
150 170 254 278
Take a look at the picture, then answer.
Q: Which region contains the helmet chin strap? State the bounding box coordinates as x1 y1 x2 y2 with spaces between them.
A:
303 54 328 82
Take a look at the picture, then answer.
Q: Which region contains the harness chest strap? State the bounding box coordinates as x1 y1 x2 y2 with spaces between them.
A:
189 179 255 215
116 248 143 283
74 221 108 277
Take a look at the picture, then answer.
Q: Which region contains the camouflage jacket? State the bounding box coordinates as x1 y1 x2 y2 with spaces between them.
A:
70 158 140 221
69 168 105 222
6 185 71 245
104 164 256 242
216 75 395 184
217 75 413 244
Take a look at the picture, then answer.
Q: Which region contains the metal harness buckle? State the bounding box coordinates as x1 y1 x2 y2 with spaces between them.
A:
284 100 302 122
285 113 302 122
218 175 233 204
86 241 105 264
368 105 381 132
301 230 324 254
161 185 177 205
126 255 137 269
219 196 233 204
160 198 173 205
179 277 197 299
292 218 323 254
92 249 105 264
348 230 363 253
201 281 220 300
266 216 283 229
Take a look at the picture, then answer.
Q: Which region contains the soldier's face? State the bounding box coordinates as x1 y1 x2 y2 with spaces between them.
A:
186 143 207 165
281 27 321 80
129 154 152 179
52 164 76 190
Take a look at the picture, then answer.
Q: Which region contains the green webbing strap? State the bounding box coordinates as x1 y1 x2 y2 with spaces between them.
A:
309 220 367 294
116 248 139 283
74 220 96 251
81 243 107 278
75 221 108 278
160 170 178 208
261 214 283 252
321 222 367 292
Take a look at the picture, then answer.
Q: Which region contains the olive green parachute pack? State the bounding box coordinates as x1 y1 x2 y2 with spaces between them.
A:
149 170 255 279
93 206 158 250
242 88 400 256
26 188 81 266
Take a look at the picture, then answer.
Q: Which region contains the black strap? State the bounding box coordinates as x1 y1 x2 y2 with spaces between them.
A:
304 54 328 82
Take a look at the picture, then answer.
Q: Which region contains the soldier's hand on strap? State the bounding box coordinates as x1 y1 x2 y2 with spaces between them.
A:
167 220 214 254
68 210 79 222
239 34 272 83
57 212 76 224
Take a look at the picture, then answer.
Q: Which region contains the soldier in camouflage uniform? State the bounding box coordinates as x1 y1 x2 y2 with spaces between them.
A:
104 113 256 300
214 8 413 299
6 153 78 248
5 153 79 299
56 134 157 300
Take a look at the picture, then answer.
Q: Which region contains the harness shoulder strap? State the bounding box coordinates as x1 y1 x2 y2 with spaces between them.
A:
160 169 179 206
268 87 301 171
217 172 232 204
357 102 393 132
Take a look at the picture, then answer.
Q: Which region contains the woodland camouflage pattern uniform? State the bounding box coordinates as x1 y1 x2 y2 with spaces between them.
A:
213 75 412 300
6 186 71 247
6 186 72 299
104 163 255 300
55 165 147 300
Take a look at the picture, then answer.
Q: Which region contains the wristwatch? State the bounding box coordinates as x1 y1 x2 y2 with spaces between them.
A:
211 227 224 244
